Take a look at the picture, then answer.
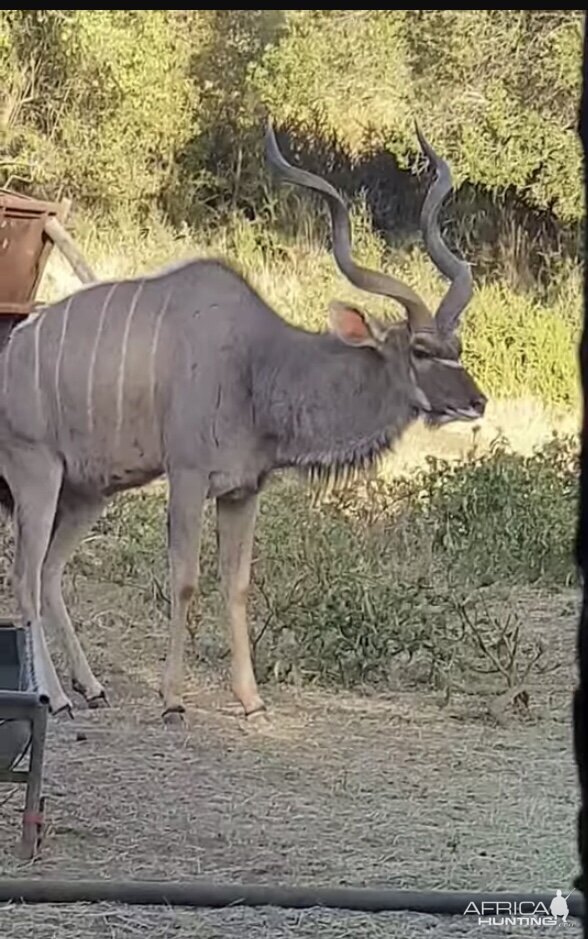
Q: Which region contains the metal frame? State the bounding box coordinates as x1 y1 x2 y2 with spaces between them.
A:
0 189 95 333
0 689 48 859
0 621 49 860
0 189 67 315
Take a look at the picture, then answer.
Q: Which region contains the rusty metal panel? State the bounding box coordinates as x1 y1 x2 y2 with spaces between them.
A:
0 190 61 316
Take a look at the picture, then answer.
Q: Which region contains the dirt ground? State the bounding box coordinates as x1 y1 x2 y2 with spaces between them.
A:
0 580 584 938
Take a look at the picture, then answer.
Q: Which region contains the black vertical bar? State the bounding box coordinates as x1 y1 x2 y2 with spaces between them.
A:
575 14 588 938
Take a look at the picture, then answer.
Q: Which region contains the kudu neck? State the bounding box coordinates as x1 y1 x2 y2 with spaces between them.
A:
257 324 416 473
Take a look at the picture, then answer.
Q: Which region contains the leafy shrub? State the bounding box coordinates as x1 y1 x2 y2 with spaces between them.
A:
76 435 579 695
1 11 194 221
251 10 584 222
2 11 583 224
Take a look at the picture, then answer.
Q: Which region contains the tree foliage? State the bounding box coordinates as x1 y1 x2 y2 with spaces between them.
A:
0 10 194 220
252 11 584 222
0 10 583 224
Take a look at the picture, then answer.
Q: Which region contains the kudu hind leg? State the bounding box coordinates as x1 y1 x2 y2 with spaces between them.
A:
41 495 107 706
216 492 265 720
161 469 207 724
7 453 72 716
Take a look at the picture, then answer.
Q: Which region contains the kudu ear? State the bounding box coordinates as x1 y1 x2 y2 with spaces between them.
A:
328 301 391 350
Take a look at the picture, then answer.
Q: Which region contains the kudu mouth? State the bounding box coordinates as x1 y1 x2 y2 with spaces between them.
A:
419 388 487 427
264 118 476 339
428 404 486 425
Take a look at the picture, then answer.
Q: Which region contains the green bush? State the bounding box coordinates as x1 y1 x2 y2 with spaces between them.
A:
409 434 578 587
1 11 194 221
75 435 579 695
2 11 583 224
251 11 584 222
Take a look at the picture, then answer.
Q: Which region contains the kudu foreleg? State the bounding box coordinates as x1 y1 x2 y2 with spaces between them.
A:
40 495 107 706
161 469 207 724
6 452 72 716
216 492 265 720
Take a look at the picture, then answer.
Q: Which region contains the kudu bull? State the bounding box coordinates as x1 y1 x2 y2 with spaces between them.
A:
0 122 485 725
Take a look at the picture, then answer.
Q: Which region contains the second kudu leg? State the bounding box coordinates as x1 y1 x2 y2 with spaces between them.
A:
216 492 266 720
40 494 107 706
160 468 207 724
6 451 72 716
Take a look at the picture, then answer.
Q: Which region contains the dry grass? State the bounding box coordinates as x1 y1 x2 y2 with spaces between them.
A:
3 902 581 938
1 185 581 939
0 573 582 937
7 903 577 938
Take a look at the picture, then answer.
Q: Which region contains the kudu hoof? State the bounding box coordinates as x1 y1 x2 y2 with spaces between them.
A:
53 702 75 722
87 690 110 710
72 678 109 709
162 706 186 728
244 704 270 730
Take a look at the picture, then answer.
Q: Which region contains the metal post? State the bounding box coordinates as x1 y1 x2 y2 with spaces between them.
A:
19 699 48 859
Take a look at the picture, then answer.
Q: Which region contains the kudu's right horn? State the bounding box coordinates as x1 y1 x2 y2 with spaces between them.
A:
265 118 472 336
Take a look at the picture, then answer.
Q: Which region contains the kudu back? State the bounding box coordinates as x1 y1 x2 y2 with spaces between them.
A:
0 122 486 724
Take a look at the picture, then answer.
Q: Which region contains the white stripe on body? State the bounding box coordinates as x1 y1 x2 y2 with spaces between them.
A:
87 282 118 435
150 288 174 437
114 280 145 448
54 296 74 428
